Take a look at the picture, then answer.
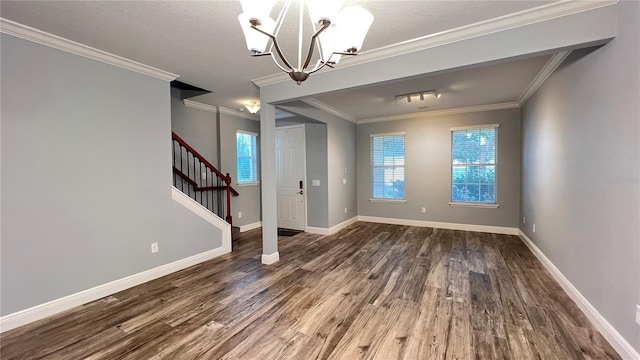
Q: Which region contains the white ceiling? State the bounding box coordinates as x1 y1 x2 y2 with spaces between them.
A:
1 0 558 118
313 54 552 120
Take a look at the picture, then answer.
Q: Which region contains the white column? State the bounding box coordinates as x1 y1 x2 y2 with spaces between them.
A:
259 103 279 264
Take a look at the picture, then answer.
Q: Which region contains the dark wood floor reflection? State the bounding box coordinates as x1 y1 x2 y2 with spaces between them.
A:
0 222 621 359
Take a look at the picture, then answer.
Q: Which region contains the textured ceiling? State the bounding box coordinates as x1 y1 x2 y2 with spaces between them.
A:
1 0 557 115
314 54 552 120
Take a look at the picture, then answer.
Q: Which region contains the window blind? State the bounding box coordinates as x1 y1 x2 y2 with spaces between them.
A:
371 134 405 200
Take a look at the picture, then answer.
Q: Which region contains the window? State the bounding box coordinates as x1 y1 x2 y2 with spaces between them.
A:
451 125 498 205
371 133 405 200
236 131 258 184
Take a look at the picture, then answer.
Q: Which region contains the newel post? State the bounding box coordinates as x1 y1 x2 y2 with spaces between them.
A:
225 172 232 225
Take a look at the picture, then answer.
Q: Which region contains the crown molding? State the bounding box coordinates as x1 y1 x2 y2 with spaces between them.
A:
301 98 358 124
0 18 178 82
218 106 259 121
252 0 616 87
358 102 520 124
517 50 572 105
183 99 218 113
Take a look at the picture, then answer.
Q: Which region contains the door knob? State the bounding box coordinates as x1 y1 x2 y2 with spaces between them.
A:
298 190 303 195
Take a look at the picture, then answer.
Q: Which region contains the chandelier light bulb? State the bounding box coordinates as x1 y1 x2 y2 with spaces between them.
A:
237 0 374 84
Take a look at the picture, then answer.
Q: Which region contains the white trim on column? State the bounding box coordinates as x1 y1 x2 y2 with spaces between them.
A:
518 230 639 360
517 50 572 104
357 216 519 235
261 252 280 265
252 0 616 87
0 18 178 82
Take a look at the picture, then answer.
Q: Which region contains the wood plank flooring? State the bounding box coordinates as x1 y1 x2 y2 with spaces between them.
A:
0 222 621 359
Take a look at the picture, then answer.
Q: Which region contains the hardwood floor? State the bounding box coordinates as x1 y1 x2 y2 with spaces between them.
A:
0 222 621 359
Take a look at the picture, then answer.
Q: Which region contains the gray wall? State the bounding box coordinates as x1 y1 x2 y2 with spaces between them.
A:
521 1 640 351
357 108 521 228
0 34 223 315
305 123 329 228
278 102 357 229
327 114 357 227
171 88 218 168
219 112 262 227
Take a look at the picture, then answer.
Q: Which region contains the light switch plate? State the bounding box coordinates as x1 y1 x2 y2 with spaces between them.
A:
312 180 320 186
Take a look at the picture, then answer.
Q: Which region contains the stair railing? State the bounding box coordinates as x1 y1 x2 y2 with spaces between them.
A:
171 132 239 225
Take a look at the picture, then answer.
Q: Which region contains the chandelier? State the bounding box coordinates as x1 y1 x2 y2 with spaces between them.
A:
238 0 374 85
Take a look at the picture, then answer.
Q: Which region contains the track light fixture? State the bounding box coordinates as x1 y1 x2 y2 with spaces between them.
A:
395 89 442 103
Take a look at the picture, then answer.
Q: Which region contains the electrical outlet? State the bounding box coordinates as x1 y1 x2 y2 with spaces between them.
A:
636 305 640 326
533 224 536 233
421 207 427 213
201 172 206 180
344 168 347 174
342 178 347 184
344 207 348 213
151 242 158 253
523 217 526 224
238 212 242 219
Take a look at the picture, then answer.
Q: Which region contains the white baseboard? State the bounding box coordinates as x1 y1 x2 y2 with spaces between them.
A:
518 230 639 360
0 245 230 333
239 222 262 232
261 252 280 265
356 216 519 235
305 227 330 235
306 216 358 236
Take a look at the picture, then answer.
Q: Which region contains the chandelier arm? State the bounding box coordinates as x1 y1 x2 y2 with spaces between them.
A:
301 22 330 71
269 52 292 74
308 11 326 64
307 59 330 75
250 25 295 71
269 0 291 53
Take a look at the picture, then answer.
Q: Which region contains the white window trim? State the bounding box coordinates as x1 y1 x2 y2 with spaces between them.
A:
236 131 259 184
370 132 406 201
237 182 260 187
450 124 500 131
237 130 258 137
369 131 406 137
450 125 498 205
369 198 407 203
449 202 499 209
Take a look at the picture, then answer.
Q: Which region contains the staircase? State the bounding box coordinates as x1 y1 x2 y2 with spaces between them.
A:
171 131 240 240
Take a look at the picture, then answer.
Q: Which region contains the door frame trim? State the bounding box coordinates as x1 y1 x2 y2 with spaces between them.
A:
275 124 307 231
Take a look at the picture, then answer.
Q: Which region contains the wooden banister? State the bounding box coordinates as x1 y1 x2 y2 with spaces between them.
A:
172 132 239 195
172 131 239 226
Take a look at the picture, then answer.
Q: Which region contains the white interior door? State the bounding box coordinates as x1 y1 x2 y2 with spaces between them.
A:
276 126 306 231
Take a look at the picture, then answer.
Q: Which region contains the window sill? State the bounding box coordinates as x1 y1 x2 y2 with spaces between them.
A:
369 198 407 203
449 202 499 209
237 182 260 187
